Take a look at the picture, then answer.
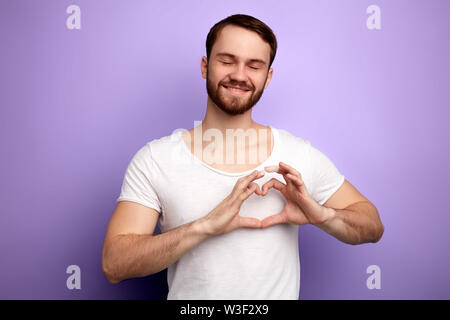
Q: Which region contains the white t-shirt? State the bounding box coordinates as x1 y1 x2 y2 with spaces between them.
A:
116 125 345 299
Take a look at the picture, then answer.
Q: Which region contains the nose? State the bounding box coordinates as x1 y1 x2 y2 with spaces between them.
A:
228 63 248 83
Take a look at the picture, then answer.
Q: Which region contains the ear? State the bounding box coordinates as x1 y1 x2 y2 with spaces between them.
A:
264 67 274 89
201 56 208 79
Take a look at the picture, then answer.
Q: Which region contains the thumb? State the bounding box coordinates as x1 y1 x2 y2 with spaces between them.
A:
238 216 262 229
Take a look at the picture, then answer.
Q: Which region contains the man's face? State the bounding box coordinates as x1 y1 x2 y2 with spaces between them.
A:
202 25 273 115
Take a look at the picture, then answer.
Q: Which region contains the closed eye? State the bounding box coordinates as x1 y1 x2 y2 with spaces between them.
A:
220 61 261 70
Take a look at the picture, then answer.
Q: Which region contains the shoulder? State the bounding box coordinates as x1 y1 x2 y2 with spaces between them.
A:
275 128 337 164
274 127 311 152
141 128 187 167
130 128 183 164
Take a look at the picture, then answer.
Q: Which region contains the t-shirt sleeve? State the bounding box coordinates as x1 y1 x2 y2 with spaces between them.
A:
306 140 345 206
116 144 162 214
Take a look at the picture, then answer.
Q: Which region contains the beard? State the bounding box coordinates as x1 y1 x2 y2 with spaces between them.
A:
206 71 267 116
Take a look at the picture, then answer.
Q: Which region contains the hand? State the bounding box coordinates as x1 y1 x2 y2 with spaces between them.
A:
260 162 335 228
200 170 265 236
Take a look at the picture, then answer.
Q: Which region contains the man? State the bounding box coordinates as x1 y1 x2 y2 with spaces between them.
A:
102 14 384 299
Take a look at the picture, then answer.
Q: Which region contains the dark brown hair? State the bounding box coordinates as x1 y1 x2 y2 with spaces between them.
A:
206 14 278 68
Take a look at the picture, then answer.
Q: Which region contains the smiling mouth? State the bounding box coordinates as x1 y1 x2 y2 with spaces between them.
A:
222 85 251 95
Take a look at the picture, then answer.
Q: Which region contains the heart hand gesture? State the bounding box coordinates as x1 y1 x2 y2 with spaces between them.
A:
260 162 335 228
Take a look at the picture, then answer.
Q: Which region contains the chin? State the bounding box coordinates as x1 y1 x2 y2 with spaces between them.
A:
219 103 253 116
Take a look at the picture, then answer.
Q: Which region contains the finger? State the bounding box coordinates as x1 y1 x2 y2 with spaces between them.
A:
243 170 265 184
237 170 265 191
244 182 262 197
234 170 258 193
264 165 279 173
261 178 285 195
265 163 304 191
285 173 309 195
261 213 287 228
265 163 302 180
285 173 304 187
279 162 302 179
238 181 261 202
249 182 263 196
238 216 262 229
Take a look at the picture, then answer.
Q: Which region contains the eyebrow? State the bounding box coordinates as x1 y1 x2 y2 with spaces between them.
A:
215 52 267 66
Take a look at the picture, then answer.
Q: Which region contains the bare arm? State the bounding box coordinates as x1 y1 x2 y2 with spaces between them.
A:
102 170 265 284
314 200 384 245
102 214 208 284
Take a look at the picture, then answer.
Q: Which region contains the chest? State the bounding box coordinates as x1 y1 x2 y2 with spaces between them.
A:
155 169 286 232
182 129 274 174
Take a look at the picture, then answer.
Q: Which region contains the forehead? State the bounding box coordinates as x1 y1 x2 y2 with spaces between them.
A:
211 24 271 63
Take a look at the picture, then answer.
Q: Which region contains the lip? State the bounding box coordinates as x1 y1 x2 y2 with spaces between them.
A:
222 84 251 95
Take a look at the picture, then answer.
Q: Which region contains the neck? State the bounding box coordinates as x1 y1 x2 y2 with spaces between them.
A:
200 97 261 134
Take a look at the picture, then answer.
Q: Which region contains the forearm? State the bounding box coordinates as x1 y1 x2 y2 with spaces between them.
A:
102 219 209 283
313 201 384 245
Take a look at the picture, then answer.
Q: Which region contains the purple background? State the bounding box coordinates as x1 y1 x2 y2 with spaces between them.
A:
1 0 449 299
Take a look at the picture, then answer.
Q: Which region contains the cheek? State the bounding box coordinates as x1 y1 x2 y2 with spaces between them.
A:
208 64 228 79
253 76 267 90
208 69 226 87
